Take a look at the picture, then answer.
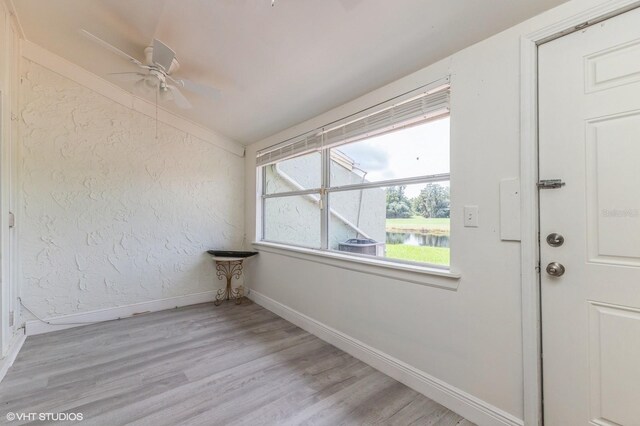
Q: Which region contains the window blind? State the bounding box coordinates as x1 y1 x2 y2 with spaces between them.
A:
256 83 450 167
256 132 322 167
321 90 449 149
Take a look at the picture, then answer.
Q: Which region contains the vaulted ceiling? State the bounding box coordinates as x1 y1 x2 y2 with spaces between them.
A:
12 0 568 144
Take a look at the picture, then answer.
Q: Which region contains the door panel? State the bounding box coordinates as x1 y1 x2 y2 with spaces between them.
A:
585 39 640 93
589 302 640 426
587 113 640 264
539 7 640 426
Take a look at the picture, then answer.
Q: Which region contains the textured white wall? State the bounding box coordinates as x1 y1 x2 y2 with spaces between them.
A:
20 60 245 317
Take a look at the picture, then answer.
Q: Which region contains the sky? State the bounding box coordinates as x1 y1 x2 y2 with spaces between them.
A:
337 117 450 197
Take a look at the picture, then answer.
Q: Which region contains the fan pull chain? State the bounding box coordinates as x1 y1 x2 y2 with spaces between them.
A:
155 87 159 139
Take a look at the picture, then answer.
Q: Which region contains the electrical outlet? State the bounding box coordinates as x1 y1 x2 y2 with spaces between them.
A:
464 205 479 227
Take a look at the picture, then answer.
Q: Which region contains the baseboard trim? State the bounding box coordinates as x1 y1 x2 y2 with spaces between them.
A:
0 331 26 384
25 291 216 336
248 289 523 426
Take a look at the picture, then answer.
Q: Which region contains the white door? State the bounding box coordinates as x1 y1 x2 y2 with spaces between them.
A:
539 7 640 426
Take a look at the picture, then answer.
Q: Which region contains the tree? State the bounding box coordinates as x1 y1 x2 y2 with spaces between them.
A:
412 184 450 218
385 186 412 218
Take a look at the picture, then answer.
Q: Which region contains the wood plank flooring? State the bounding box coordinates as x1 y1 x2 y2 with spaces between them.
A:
0 301 474 425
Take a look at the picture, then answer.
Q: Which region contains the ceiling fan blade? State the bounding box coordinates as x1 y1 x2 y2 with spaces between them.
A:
152 39 176 72
108 72 147 82
79 29 144 68
166 85 192 109
171 77 221 101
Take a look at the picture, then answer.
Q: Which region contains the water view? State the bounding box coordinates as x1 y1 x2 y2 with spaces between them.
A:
386 232 449 248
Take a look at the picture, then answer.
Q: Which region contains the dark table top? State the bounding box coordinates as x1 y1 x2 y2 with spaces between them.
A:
206 250 259 258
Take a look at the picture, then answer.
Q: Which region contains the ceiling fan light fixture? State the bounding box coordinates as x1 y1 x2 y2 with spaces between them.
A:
144 75 159 88
134 78 156 95
159 86 173 102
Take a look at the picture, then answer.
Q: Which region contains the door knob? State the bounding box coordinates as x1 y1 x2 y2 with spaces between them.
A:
546 262 565 277
546 233 564 247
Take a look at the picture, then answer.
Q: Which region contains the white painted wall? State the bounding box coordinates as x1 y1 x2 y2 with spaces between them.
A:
18 59 245 319
244 0 612 423
0 0 20 357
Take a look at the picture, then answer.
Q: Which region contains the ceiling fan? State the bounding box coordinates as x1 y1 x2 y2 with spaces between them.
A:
80 29 220 109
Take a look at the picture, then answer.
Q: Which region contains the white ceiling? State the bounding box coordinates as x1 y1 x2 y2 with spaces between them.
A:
12 0 567 144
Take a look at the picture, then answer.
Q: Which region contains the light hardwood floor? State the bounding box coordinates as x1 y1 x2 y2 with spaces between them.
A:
0 301 474 425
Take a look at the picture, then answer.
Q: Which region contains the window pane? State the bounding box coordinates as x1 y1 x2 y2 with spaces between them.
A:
264 152 321 194
330 117 449 186
328 182 450 267
264 194 321 248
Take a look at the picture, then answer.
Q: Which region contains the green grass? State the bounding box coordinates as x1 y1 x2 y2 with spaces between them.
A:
385 216 450 233
384 215 450 265
385 244 450 266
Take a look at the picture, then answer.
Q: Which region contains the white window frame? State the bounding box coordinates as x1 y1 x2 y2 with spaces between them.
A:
260 141 450 256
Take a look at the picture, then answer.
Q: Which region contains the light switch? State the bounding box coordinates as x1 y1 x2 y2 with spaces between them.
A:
464 205 479 227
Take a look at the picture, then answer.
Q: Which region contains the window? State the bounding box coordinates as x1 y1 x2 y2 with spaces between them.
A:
257 82 451 268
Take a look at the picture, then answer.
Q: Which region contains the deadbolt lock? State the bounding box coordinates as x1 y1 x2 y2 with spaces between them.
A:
546 233 564 247
546 262 565 277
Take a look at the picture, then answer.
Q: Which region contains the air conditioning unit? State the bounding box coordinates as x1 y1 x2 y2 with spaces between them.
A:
337 238 385 257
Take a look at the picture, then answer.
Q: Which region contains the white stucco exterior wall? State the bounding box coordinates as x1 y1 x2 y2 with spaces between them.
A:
262 154 385 249
19 60 245 318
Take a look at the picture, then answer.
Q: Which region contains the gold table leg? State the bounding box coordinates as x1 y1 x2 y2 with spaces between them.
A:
214 260 244 306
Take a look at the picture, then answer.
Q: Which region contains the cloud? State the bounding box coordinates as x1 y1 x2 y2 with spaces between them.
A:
336 144 389 172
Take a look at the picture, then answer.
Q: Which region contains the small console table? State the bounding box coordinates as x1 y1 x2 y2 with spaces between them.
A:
207 250 258 306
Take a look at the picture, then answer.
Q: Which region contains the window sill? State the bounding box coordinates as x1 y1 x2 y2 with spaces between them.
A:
251 241 461 291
